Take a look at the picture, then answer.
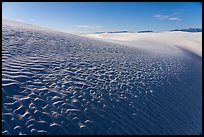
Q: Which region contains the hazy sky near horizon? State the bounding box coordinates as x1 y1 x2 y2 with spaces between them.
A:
2 2 202 34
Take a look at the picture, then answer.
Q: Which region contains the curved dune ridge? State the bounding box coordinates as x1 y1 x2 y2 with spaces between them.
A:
2 20 202 135
84 31 202 58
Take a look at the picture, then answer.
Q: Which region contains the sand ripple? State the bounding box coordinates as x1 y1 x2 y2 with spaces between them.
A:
2 21 202 135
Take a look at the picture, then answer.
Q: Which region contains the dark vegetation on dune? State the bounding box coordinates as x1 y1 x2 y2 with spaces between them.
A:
171 28 202 32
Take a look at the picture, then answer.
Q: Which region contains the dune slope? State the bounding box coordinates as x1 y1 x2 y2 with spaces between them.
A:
85 32 202 58
2 20 202 135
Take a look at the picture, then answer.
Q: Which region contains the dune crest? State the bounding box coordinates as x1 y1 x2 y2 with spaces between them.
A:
84 31 202 58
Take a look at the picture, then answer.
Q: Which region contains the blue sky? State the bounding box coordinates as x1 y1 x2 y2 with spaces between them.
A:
2 2 202 34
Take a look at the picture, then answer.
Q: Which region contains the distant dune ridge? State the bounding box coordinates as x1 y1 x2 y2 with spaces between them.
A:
84 31 202 58
2 19 202 135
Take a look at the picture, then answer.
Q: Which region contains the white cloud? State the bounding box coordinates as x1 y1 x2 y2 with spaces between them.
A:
168 17 180 21
172 10 184 15
77 25 103 29
153 12 181 21
154 14 169 20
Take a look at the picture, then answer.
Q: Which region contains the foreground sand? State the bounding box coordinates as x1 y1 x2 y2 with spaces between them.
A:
2 20 202 135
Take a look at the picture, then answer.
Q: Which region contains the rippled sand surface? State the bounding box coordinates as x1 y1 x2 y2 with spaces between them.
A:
2 20 202 135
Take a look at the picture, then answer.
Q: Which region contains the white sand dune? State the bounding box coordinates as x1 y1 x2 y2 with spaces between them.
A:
2 20 202 135
84 31 202 58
